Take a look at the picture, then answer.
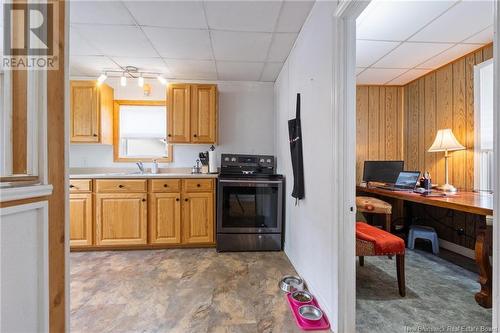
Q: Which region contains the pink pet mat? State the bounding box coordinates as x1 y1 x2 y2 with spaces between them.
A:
286 293 331 331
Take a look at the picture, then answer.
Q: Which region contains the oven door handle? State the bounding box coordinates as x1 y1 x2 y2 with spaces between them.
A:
219 179 283 184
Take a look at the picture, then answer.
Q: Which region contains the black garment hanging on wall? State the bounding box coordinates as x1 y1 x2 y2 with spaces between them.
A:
288 93 305 201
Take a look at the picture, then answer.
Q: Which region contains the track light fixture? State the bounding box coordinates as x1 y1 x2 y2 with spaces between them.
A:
96 66 169 89
96 73 107 86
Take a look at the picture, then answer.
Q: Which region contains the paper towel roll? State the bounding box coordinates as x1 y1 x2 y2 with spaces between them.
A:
208 150 217 173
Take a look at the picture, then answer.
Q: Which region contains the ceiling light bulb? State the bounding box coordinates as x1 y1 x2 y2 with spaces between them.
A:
138 76 144 87
120 74 127 87
97 73 107 86
157 75 168 85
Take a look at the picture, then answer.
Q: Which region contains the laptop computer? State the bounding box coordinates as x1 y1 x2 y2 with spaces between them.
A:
377 171 421 191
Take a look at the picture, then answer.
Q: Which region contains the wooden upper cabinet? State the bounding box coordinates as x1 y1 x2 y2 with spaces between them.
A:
70 80 114 144
149 193 182 244
95 193 148 246
191 84 217 143
167 83 191 143
167 83 217 144
69 193 93 246
182 191 214 244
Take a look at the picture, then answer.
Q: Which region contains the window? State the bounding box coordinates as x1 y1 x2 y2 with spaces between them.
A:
474 60 493 192
113 100 172 162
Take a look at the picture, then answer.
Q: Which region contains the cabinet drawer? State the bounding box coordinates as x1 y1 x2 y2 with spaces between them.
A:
95 179 147 193
183 179 214 192
69 179 92 192
150 179 181 192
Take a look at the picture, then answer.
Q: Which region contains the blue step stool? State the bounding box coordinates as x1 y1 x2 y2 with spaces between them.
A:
408 225 439 254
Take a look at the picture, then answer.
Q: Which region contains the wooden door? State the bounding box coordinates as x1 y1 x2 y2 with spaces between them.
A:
149 193 182 244
70 81 99 142
69 193 93 246
182 192 214 244
95 193 147 245
167 83 191 143
191 84 217 143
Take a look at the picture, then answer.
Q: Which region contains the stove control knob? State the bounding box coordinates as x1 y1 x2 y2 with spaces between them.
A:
266 159 272 163
224 157 230 162
231 157 237 162
259 158 265 163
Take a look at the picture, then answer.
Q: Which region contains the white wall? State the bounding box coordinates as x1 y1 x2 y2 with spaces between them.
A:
70 78 275 169
274 1 338 330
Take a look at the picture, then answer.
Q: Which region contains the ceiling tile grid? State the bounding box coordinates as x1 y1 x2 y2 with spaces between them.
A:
356 0 494 85
69 0 315 82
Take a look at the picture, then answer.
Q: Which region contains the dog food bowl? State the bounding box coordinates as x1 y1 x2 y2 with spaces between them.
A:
298 305 323 323
290 290 314 305
279 275 304 293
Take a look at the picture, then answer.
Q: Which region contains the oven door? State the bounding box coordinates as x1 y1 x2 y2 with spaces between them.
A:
217 179 283 234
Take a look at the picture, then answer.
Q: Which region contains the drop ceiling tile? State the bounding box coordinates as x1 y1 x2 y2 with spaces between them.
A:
267 33 297 62
70 27 102 56
164 59 217 80
409 1 494 43
76 25 157 57
70 56 121 77
111 57 169 74
217 61 264 81
275 0 315 33
204 1 281 32
356 67 366 75
387 69 432 85
356 40 400 67
70 1 134 25
143 27 212 60
463 25 494 44
124 1 207 29
261 62 284 82
373 42 453 69
416 43 484 69
211 31 272 62
356 68 408 85
357 1 455 41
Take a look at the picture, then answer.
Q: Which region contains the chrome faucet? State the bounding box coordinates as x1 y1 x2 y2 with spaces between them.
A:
136 161 145 174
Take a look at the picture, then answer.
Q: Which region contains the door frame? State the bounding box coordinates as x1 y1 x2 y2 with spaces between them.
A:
333 0 500 331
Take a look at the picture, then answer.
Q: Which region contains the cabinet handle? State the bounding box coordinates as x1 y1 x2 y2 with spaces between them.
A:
118 184 124 188
168 134 172 137
176 198 180 201
197 184 201 187
193 134 197 138
142 198 146 202
184 198 188 202
69 184 75 188
93 134 98 137
163 184 168 188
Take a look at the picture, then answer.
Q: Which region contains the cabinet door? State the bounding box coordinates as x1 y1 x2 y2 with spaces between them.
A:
70 193 93 246
182 192 214 244
149 193 181 244
70 81 99 142
191 84 217 143
95 193 147 245
167 83 191 143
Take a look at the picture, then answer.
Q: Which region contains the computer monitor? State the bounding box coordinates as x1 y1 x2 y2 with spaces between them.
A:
363 160 404 184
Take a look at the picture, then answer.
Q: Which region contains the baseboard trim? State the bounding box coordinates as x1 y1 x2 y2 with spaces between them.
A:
439 238 475 259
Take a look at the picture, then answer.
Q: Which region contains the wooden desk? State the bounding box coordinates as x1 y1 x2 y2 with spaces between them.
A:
357 186 493 308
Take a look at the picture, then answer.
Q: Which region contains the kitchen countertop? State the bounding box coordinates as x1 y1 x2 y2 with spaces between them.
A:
70 167 218 179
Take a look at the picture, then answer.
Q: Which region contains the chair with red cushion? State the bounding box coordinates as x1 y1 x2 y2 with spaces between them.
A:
356 221 406 297
356 196 392 232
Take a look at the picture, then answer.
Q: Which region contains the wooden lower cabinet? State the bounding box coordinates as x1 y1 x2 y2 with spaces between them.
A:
149 193 182 244
182 192 214 244
95 193 148 246
69 193 93 246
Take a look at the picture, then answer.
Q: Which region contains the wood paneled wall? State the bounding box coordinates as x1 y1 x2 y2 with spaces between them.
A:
356 86 404 183
404 43 493 190
356 43 493 190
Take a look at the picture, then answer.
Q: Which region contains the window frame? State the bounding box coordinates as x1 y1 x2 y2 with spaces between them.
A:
473 59 494 192
113 100 172 163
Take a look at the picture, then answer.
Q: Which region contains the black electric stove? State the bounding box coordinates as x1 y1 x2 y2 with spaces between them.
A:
217 154 284 252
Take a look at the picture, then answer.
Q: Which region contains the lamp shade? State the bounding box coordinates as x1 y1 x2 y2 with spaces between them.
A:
428 129 465 152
